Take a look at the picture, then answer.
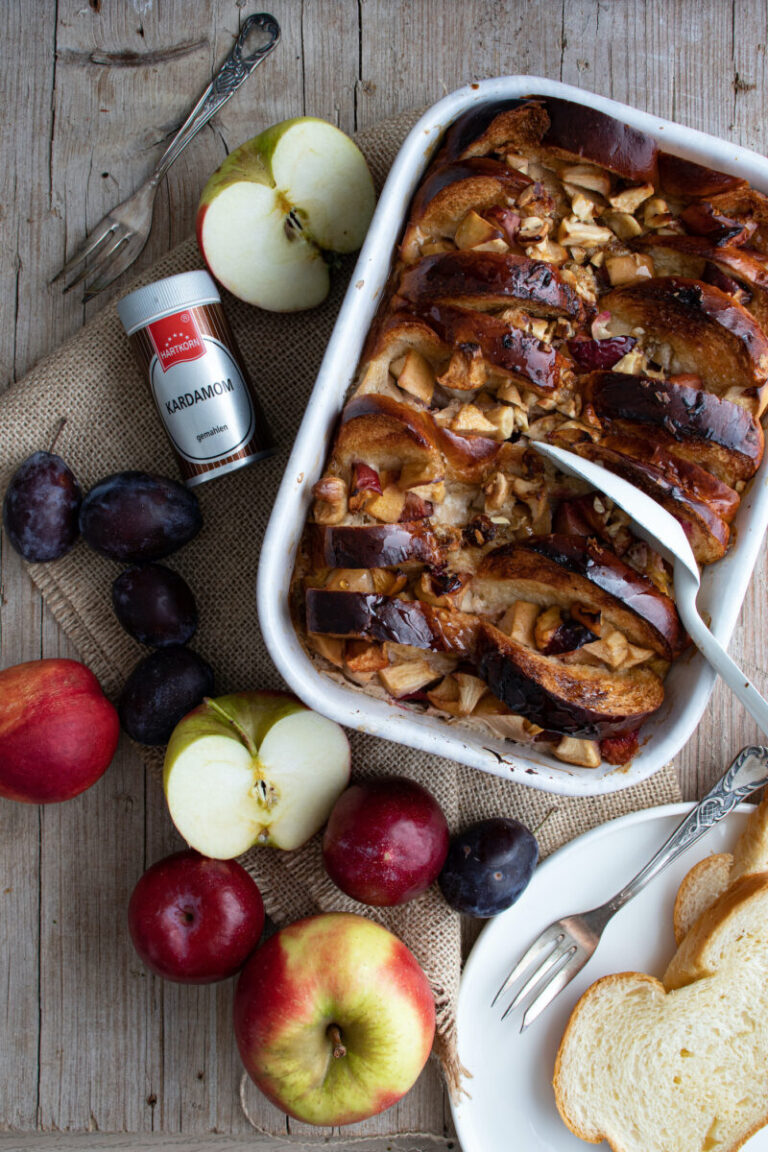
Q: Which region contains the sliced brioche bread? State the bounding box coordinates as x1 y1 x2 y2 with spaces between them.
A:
554 871 768 1152
673 792 768 943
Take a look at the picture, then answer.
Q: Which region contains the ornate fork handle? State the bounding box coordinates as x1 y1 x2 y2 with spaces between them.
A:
152 13 280 184
596 745 768 924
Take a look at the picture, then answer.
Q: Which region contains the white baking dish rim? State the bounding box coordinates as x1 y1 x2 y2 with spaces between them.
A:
257 76 768 797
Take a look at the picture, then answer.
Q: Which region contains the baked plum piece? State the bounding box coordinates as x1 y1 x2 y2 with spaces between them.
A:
305 589 475 656
311 522 443 569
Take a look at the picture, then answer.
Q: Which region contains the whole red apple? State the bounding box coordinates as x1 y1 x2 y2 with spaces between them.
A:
128 849 264 983
234 912 435 1125
322 775 449 906
0 658 120 803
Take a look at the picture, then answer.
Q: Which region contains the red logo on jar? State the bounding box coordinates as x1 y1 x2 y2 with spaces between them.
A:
147 310 205 372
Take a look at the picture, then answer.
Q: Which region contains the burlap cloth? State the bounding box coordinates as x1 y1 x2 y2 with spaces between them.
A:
0 110 680 1132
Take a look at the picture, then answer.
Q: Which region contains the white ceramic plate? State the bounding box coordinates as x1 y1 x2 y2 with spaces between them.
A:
451 802 768 1152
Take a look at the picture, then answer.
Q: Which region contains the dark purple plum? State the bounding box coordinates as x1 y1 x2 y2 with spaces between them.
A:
112 564 198 647
567 336 636 371
118 646 214 746
438 818 538 917
79 472 202 562
3 451 82 562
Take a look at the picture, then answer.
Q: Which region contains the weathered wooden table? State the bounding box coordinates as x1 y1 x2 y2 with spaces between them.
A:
2 1 768 1147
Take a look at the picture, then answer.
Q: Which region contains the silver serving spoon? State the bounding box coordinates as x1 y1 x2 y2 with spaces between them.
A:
532 441 768 735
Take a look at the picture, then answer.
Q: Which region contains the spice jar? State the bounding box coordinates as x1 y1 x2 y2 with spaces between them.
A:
118 270 274 486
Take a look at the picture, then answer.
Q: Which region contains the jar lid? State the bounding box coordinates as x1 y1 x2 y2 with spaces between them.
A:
117 270 220 335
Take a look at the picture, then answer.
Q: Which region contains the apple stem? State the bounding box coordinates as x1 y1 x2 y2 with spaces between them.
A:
48 417 67 455
326 1024 346 1060
532 806 559 837
203 696 257 755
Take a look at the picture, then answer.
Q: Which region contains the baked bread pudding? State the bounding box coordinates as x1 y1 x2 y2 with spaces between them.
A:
291 96 768 770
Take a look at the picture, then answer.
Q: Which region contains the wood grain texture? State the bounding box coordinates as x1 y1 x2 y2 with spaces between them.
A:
1 0 767 1144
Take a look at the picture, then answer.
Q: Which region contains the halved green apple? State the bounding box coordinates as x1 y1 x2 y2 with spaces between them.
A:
196 117 376 311
163 691 350 858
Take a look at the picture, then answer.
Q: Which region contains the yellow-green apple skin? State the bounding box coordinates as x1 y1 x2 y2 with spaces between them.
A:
163 691 350 859
234 912 436 1125
196 117 375 311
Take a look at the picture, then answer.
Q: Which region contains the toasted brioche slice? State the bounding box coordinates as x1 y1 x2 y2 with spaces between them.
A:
555 872 768 1152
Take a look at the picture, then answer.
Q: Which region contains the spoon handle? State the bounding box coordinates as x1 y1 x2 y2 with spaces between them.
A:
675 565 768 736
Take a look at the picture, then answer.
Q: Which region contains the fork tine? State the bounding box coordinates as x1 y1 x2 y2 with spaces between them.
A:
491 924 565 1007
51 221 118 285
520 948 585 1032
81 230 148 302
64 231 131 299
501 941 576 1019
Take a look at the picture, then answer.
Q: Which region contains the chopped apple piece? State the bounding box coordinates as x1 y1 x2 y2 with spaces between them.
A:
455 210 503 249
605 253 654 286
451 404 498 435
325 568 375 593
484 405 517 441
560 164 612 197
344 640 389 673
427 675 460 712
483 470 511 512
366 484 407 523
496 380 524 406
608 183 654 213
379 660 437 697
308 635 345 667
554 735 601 768
500 600 540 647
603 210 643 241
534 606 563 651
455 672 487 715
407 480 446 504
620 642 655 669
525 237 568 264
517 216 551 243
371 569 408 596
395 350 436 405
437 345 486 392
558 216 613 247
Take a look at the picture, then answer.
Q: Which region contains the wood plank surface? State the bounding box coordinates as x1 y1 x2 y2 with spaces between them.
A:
1 0 767 1145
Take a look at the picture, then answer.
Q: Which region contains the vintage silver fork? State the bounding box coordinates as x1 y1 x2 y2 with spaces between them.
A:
51 12 280 302
493 744 768 1031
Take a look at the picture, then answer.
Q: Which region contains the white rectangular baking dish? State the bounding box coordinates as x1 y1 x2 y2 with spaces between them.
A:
257 75 768 797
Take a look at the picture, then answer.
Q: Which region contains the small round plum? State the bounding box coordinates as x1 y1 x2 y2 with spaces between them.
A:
3 451 82 562
112 563 198 647
438 817 538 917
118 646 214 746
